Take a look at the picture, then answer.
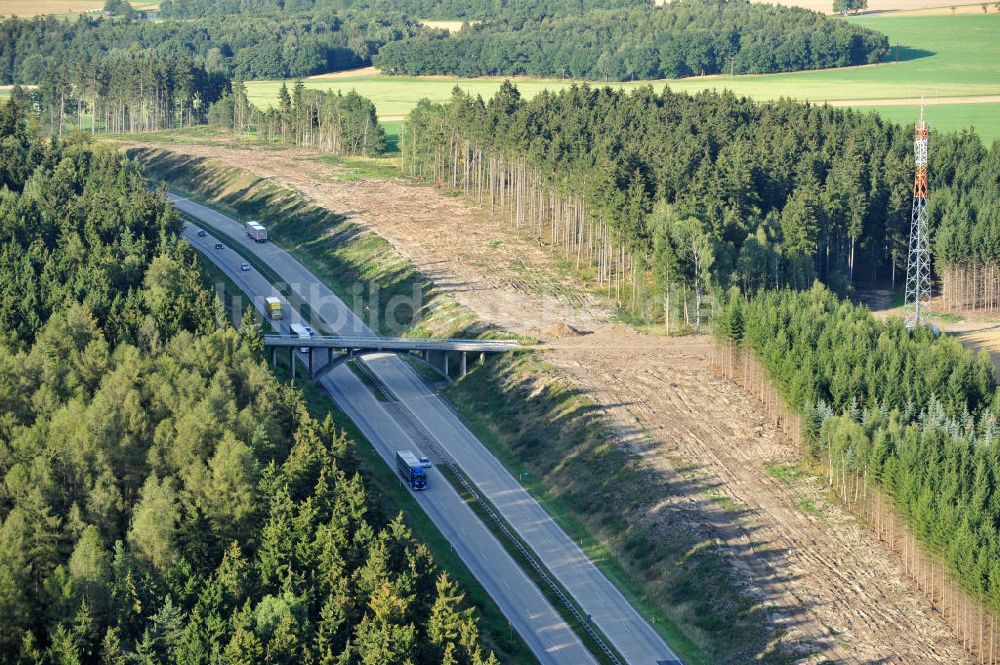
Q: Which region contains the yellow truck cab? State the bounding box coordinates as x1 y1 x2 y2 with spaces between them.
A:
265 297 283 320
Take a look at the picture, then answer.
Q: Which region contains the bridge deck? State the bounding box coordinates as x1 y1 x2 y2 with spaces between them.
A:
263 334 521 353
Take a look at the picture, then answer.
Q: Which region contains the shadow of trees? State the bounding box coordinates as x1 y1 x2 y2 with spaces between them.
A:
445 353 840 664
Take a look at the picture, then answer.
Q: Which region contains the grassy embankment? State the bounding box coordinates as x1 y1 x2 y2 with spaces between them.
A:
136 146 784 664
441 354 783 664
132 147 477 338
246 13 1000 143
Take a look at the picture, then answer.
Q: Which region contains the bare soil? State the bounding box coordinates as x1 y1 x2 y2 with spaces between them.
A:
127 141 608 335
305 66 382 80
131 141 971 663
545 328 970 663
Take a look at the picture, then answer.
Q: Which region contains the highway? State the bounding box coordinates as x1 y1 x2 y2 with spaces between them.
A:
182 223 598 665
174 193 682 665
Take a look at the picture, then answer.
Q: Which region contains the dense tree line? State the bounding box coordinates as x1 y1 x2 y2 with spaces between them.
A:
0 99 495 665
159 0 650 19
402 83 995 323
717 287 996 423
22 48 229 135
930 134 1000 312
402 83 911 320
0 100 201 345
715 286 1000 657
0 10 422 83
208 79 386 156
376 0 890 79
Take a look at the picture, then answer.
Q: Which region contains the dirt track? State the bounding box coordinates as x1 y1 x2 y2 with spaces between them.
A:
131 141 972 663
547 328 969 663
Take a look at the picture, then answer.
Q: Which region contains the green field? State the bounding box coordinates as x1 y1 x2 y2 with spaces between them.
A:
245 13 1000 141
849 101 1000 144
381 118 402 152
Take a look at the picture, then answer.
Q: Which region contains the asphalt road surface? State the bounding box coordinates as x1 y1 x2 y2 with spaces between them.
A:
174 194 682 665
182 223 597 665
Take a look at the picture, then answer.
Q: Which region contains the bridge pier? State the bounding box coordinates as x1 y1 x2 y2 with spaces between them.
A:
290 347 296 379
443 351 449 377
315 347 331 378
271 346 277 367
308 348 314 376
460 352 467 377
480 351 485 365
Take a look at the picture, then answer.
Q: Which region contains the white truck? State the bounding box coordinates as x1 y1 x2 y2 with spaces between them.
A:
246 220 268 242
290 322 311 352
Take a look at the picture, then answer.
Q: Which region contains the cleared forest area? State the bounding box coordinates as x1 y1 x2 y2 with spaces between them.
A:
121 139 974 663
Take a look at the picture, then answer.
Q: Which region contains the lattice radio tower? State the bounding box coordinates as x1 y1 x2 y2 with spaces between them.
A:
904 102 931 329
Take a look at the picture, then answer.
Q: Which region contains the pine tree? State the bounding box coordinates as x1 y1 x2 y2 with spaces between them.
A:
240 306 264 354
428 573 476 662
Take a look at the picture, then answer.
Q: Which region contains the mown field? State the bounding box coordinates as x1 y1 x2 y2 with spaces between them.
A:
848 101 1000 143
0 1 155 17
763 0 1000 14
0 1 104 16
245 13 1000 141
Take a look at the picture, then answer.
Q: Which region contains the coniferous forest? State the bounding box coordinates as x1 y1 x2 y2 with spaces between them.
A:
402 83 999 320
0 10 422 83
159 0 649 20
0 98 495 665
12 70 386 157
715 286 1000 659
19 51 229 136
932 138 1000 312
376 1 890 79
208 80 387 157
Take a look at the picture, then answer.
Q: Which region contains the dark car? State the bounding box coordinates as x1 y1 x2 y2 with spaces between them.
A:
214 242 224 250
196 229 207 237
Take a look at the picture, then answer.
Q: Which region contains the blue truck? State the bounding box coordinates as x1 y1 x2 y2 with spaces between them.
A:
395 450 428 490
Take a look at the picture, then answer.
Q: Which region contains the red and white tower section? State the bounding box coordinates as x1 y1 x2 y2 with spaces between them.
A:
904 105 931 329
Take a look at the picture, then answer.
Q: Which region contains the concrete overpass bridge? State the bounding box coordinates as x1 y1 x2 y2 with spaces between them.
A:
263 334 521 379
